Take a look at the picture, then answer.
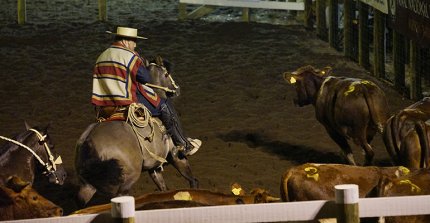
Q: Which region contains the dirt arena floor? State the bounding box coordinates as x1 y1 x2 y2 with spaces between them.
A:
0 1 415 215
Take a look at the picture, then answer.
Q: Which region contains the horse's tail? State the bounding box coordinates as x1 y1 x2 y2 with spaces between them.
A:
74 123 98 171
74 123 123 186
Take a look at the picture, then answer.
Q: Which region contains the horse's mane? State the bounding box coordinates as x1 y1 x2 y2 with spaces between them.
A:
0 126 45 157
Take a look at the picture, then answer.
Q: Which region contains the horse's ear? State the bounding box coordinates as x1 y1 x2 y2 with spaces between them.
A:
42 122 51 134
24 121 31 130
6 176 30 193
155 55 164 66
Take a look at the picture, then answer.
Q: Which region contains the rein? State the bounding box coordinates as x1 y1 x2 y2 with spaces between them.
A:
145 63 179 94
126 103 167 165
0 129 62 179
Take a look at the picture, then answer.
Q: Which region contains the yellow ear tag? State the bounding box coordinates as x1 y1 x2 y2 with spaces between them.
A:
289 76 296 84
173 191 193 201
232 187 243 196
398 166 410 175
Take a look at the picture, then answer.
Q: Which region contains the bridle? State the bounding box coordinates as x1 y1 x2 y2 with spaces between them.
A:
0 128 63 183
145 63 179 94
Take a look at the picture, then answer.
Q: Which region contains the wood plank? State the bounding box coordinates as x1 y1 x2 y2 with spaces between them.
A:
373 9 385 78
98 0 107 21
187 5 216 20
358 1 370 70
179 0 304 10
17 0 26 25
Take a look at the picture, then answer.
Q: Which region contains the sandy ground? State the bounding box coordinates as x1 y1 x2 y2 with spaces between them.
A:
0 0 415 215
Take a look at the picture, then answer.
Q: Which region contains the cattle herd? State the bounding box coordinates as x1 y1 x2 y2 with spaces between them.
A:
1 65 430 222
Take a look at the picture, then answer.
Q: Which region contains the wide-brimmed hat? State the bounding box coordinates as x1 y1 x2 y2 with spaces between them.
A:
106 27 147 40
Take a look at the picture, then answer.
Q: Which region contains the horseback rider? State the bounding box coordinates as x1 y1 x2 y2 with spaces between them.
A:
91 26 201 156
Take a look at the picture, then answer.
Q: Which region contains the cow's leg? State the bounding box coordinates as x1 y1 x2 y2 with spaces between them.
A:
360 142 375 166
357 127 375 166
325 128 357 165
167 152 199 188
149 168 168 191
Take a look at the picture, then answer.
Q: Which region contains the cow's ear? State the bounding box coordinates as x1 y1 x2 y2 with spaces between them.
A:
6 176 30 193
283 72 297 84
0 185 14 205
319 66 333 76
231 182 245 196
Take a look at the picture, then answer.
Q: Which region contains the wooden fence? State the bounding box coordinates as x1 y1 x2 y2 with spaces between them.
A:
307 0 430 100
2 184 430 223
178 0 306 22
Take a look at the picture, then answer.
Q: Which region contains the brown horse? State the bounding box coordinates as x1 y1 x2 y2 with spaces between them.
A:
0 123 66 186
75 56 198 206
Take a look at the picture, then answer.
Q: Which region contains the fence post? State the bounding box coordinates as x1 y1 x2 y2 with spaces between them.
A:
98 0 107 21
393 31 406 93
328 0 339 50
335 184 359 223
343 0 353 59
17 0 26 25
111 196 135 223
373 9 385 78
316 0 327 41
304 0 313 29
358 1 370 70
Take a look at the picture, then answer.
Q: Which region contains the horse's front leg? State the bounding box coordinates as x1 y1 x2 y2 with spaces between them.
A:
167 152 199 188
148 167 168 191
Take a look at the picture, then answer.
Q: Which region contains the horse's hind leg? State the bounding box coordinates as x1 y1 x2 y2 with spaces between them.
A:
149 168 168 191
77 183 97 207
168 153 199 188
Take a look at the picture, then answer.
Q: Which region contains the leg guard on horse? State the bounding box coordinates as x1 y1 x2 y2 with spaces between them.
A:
160 100 201 156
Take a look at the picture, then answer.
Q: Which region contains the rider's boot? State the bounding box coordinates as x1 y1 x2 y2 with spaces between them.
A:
160 100 201 156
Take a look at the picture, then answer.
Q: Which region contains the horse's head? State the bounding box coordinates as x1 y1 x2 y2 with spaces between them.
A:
147 55 180 99
23 123 67 185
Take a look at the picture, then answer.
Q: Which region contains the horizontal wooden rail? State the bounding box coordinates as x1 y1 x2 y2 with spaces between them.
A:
4 194 430 223
179 0 305 10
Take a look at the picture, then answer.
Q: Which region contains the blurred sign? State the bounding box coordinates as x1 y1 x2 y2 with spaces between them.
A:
360 0 389 14
392 0 430 46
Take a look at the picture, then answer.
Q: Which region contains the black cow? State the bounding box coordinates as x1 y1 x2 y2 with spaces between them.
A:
284 65 389 165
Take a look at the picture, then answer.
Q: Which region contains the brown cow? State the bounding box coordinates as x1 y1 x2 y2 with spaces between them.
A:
280 163 409 202
284 65 389 165
378 168 430 223
383 97 430 169
0 176 63 220
71 187 280 215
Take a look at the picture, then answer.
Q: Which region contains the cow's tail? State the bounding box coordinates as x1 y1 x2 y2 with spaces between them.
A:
383 115 400 165
414 120 429 168
280 170 293 202
363 86 388 134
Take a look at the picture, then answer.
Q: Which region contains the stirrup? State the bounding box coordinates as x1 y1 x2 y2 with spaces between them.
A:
183 138 202 156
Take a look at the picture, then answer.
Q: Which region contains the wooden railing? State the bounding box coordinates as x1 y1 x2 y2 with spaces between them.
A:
3 184 430 223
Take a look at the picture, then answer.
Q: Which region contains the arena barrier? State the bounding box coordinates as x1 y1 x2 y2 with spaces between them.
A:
311 0 430 100
178 0 305 21
3 184 430 223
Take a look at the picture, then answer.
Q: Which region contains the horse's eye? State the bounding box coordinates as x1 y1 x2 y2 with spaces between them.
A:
32 195 38 201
